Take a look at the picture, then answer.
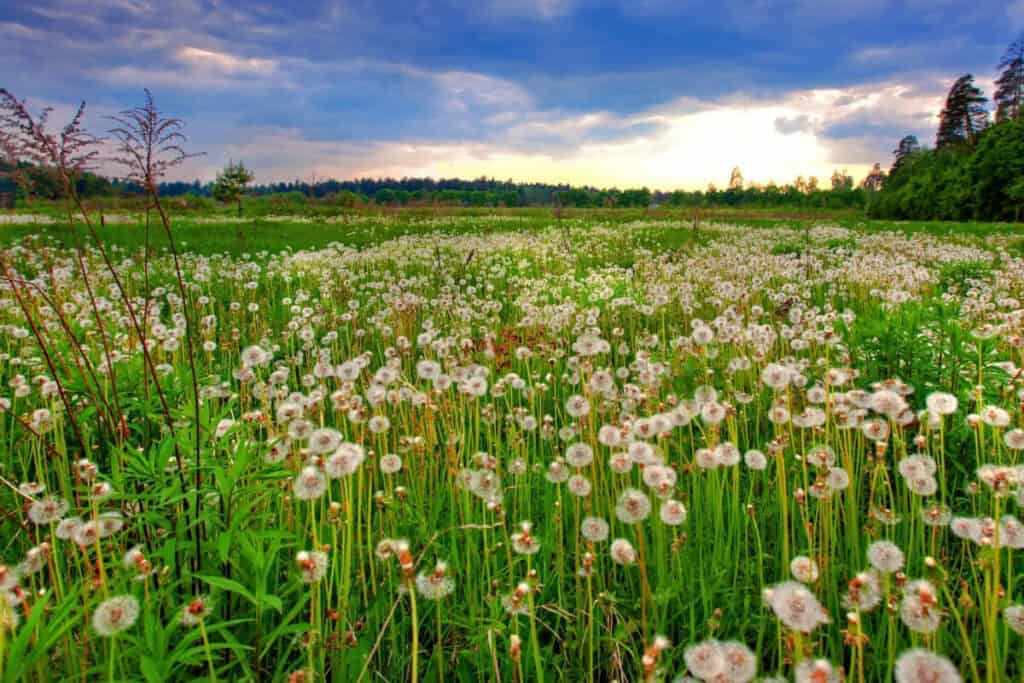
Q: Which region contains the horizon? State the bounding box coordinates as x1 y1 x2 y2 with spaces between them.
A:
2 0 1020 190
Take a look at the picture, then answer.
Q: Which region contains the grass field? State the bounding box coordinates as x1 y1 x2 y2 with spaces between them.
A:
0 209 1023 682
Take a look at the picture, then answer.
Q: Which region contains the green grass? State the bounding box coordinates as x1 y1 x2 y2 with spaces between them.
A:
0 208 1022 682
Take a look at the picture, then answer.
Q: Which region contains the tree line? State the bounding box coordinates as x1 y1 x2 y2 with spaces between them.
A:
867 34 1024 221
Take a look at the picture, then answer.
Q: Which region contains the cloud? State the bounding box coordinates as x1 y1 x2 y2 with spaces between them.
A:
174 47 278 76
774 115 814 135
432 71 533 112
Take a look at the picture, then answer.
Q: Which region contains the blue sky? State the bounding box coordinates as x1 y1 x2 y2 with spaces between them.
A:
2 0 1021 188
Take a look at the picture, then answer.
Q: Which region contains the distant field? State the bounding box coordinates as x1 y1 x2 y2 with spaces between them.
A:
1 207 1022 256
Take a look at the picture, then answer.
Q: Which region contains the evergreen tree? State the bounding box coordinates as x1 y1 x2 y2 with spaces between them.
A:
936 74 989 148
995 33 1024 122
212 160 254 216
890 135 920 176
860 163 886 191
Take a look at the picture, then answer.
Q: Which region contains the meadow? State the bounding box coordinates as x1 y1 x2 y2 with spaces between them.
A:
0 209 1023 683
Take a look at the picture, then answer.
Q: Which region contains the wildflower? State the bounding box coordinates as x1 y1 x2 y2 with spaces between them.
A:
379 453 402 474
795 659 840 683
288 419 313 441
609 451 633 473
907 475 938 497
683 639 723 680
642 634 671 679
92 595 140 636
980 405 1010 428
241 345 271 368
597 424 623 447
763 581 830 632
460 376 488 397
615 488 651 524
123 546 152 578
609 538 637 565
761 363 791 390
715 442 740 467
921 504 952 527
89 481 115 501
700 402 727 425
861 419 890 441
416 359 441 380
307 428 342 455
567 474 592 497
894 649 961 683
628 441 660 465
659 499 687 526
565 394 590 418
27 497 68 525
181 596 212 626
898 454 936 480
98 512 124 537
415 561 455 600
643 464 677 496
19 543 49 576
293 466 327 500
842 571 883 611
826 467 851 492
900 580 941 634
867 540 904 573
565 442 594 468
325 442 365 478
790 556 819 583
925 392 958 416
581 516 610 543
55 516 82 541
743 450 767 470
718 641 757 683
502 583 531 615
296 550 329 583
511 522 540 555
545 459 570 484
367 415 391 434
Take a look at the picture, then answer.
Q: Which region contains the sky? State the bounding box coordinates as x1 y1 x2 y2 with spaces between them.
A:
1 0 1021 189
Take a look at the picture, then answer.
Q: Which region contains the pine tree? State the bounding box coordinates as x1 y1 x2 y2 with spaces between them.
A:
995 33 1024 122
936 74 989 148
212 160 254 216
890 135 920 175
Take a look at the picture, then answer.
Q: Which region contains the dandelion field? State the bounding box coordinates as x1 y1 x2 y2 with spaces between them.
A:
2 212 1024 683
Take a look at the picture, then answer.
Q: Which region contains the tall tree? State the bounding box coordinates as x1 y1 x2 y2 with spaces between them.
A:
728 166 744 190
995 33 1024 122
212 160 254 216
890 135 920 175
830 168 853 190
936 74 989 148
860 163 886 191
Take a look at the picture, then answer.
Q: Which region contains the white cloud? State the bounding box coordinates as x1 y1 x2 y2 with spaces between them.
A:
432 70 534 112
174 46 278 76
